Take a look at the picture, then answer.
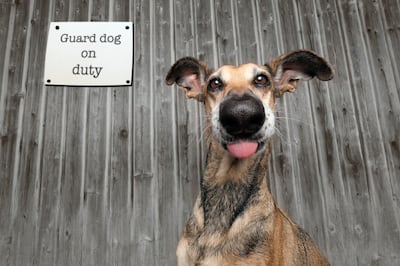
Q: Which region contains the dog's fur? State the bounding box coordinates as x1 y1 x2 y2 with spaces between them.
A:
166 50 334 266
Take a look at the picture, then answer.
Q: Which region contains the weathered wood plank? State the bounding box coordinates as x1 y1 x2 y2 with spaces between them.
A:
172 0 205 238
358 1 400 263
81 2 111 265
379 0 400 236
380 0 400 87
215 0 239 65
152 0 180 264
337 1 398 264
27 1 68 265
273 0 318 228
0 4 11 94
195 0 216 65
0 1 399 266
36 87 64 265
7 1 47 265
311 1 361 264
132 0 157 265
235 0 259 63
269 0 303 223
0 3 16 266
106 1 131 265
90 0 110 21
82 88 109 266
54 1 88 265
295 0 341 256
255 0 279 61
55 88 87 266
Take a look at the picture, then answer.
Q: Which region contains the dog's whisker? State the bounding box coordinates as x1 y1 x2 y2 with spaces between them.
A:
272 126 295 146
197 124 210 146
273 126 285 140
274 116 318 132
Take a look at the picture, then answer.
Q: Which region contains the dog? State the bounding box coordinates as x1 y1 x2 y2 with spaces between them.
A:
165 50 334 266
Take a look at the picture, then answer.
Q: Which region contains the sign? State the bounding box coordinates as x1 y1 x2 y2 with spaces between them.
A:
44 22 133 86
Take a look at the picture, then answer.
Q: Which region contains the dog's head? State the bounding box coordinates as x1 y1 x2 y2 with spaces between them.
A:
166 50 333 159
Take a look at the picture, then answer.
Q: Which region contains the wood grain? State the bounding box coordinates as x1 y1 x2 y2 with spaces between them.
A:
0 0 399 265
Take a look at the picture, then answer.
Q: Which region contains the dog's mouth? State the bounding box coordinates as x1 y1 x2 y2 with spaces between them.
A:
223 141 263 159
220 130 269 159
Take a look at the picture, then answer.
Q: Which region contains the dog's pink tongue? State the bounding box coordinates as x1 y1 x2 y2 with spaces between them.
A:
227 141 258 159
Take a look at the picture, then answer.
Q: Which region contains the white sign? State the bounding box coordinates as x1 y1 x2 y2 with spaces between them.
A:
44 22 133 86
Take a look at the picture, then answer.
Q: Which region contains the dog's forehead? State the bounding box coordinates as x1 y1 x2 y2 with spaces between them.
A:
212 63 268 82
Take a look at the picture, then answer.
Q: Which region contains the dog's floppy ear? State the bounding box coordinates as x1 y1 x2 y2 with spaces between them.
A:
165 57 208 102
268 50 334 97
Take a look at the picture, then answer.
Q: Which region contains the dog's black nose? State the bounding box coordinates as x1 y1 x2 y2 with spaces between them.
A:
219 94 265 138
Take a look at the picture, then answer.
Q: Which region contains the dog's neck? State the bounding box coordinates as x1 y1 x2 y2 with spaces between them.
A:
200 139 272 232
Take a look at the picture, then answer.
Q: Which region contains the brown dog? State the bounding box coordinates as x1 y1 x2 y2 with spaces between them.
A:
166 50 333 266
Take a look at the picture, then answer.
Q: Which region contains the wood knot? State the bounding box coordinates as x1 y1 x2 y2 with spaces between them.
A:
119 129 128 138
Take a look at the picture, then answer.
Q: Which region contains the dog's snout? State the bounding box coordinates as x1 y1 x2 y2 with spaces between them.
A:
219 94 265 138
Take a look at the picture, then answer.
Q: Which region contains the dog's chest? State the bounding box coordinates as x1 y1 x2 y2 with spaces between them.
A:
184 181 271 263
186 209 271 265
201 180 259 232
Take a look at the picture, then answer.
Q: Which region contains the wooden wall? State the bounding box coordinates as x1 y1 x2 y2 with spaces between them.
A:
0 0 399 265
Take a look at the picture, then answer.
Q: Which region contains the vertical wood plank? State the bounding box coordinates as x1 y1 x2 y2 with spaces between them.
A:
56 87 87 266
357 1 400 263
195 0 216 65
380 0 400 86
172 0 205 238
379 0 400 240
311 1 362 263
54 1 89 265
0 4 12 95
36 86 64 265
0 3 16 265
235 0 259 63
81 1 110 265
132 0 156 265
7 1 46 265
337 0 397 263
253 0 279 61
272 0 310 225
214 0 238 65
106 1 131 265
295 0 339 255
267 0 301 222
152 0 179 264
32 1 71 265
380 0 400 177
83 87 109 266
0 1 399 265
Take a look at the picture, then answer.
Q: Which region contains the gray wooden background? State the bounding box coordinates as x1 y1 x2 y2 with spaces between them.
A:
0 0 399 265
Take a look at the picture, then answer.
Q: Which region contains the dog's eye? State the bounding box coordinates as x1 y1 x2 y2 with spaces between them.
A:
254 74 270 87
208 78 223 91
